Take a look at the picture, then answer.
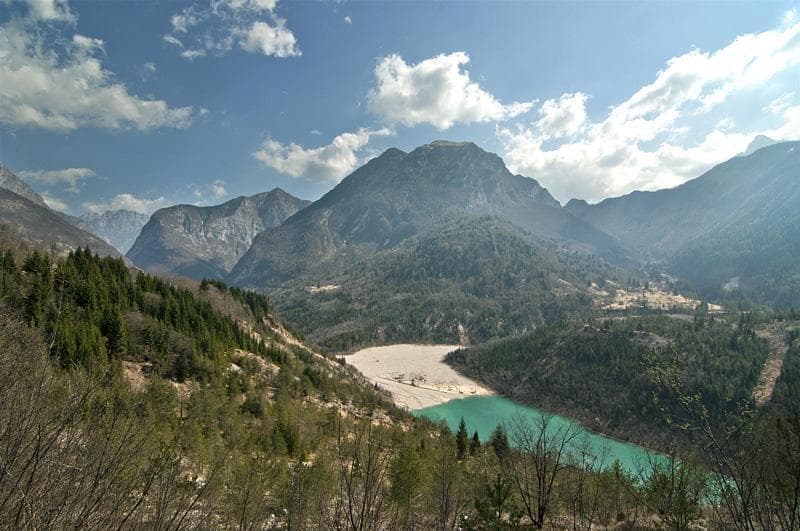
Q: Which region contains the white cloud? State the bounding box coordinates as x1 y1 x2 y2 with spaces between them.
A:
368 52 533 130
18 167 95 193
763 103 800 140
497 17 800 203
211 180 227 198
163 34 183 47
10 0 76 23
764 92 796 115
143 62 157 74
187 179 229 205
253 128 393 181
164 0 300 59
215 0 277 14
170 5 203 33
83 194 169 215
180 49 207 60
344 15 352 24
238 19 299 57
536 92 587 139
40 192 68 212
0 20 194 131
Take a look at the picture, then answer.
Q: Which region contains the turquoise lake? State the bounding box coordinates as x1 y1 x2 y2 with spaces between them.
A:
415 395 665 476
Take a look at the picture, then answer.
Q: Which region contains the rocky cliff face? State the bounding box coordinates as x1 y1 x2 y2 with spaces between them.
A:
79 209 150 254
127 189 310 279
0 163 48 208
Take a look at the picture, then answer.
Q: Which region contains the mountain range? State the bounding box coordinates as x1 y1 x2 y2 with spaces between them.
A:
229 140 628 288
127 189 310 280
2 138 798 348
227 141 633 348
0 186 122 259
567 141 800 306
78 209 150 254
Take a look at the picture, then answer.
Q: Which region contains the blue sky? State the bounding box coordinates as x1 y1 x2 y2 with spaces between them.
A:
0 0 798 215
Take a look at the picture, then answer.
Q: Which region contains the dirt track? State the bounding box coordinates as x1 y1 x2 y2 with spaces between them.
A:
753 326 789 407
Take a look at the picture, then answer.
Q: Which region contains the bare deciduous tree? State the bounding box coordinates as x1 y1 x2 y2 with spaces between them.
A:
507 414 580 529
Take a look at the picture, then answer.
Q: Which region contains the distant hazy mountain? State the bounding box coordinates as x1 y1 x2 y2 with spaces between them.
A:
78 209 150 254
0 163 48 208
228 141 629 348
0 187 122 259
567 141 800 307
739 135 777 157
127 189 310 280
230 140 627 288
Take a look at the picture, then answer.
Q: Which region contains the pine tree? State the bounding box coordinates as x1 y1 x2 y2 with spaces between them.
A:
456 417 468 460
470 430 481 456
490 424 510 461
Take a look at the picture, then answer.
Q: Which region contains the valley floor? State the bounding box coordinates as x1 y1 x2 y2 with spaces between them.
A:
345 344 494 410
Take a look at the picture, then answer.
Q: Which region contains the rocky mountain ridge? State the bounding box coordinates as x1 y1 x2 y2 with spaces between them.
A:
78 209 150 254
229 140 628 287
127 189 310 280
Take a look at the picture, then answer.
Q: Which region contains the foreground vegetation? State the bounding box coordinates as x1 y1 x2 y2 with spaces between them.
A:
2 235 800 527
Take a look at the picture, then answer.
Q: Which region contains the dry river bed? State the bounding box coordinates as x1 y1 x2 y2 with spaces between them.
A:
345 344 494 410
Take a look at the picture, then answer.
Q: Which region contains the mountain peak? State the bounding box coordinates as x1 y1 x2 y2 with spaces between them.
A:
79 209 150 254
565 198 590 215
229 139 629 288
127 188 309 280
426 140 478 148
0 163 48 208
740 135 777 157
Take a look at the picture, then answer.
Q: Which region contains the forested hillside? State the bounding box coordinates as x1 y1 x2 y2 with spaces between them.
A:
273 217 626 351
446 315 772 450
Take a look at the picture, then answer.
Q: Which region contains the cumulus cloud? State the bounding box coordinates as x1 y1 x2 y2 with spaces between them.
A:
368 52 533 130
5 0 77 22
0 17 194 131
536 92 588 139
83 194 169 215
497 16 800 203
18 167 95 193
344 15 352 24
238 19 298 57
40 192 68 212
164 0 300 59
215 0 277 14
253 128 393 181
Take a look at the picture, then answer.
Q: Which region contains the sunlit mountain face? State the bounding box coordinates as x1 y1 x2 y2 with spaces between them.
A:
1 1 800 529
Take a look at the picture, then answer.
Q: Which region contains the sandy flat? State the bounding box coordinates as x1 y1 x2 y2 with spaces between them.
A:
346 344 494 410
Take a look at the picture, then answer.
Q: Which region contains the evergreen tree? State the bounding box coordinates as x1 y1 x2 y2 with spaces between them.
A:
469 430 481 456
490 424 510 461
456 417 468 460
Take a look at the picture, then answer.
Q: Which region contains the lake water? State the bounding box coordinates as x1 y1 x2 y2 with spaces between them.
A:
415 395 664 476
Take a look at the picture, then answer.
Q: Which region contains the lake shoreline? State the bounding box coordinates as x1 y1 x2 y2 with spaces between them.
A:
345 344 495 410
347 343 673 462
415 395 668 475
